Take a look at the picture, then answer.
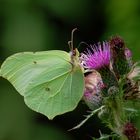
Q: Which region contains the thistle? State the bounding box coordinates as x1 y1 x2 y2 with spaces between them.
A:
124 63 140 100
80 41 118 94
78 36 140 140
83 70 104 110
80 42 110 70
110 36 132 78
123 122 140 140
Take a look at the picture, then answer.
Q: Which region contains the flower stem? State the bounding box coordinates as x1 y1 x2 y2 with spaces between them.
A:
105 95 128 139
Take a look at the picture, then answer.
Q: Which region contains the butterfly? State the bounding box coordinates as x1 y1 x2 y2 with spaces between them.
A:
0 29 84 119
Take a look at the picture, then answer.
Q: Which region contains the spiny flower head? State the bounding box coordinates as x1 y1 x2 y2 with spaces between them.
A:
83 71 104 109
110 36 125 51
109 36 132 77
80 42 111 70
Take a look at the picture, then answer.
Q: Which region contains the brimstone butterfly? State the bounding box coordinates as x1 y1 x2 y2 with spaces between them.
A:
0 29 84 119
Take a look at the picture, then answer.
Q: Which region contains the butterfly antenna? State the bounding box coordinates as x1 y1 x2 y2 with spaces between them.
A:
77 41 90 49
68 28 77 51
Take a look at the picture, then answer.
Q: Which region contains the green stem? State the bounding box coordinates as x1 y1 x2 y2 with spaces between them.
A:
120 135 128 140
107 97 128 140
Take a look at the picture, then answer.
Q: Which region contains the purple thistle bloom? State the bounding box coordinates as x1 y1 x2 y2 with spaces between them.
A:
80 42 111 70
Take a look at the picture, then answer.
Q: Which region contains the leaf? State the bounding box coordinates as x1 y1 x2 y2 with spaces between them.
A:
0 50 84 119
69 105 105 130
92 131 118 140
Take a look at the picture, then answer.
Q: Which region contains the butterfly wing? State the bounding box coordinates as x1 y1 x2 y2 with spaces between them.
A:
0 50 84 119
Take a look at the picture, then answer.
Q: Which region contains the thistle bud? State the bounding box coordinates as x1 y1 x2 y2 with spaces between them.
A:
110 36 125 51
123 122 140 140
124 63 140 100
127 63 140 80
83 71 104 110
108 86 119 96
110 36 131 78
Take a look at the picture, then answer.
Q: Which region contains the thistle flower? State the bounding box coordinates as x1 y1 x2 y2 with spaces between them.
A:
83 71 104 110
80 42 111 70
80 41 118 94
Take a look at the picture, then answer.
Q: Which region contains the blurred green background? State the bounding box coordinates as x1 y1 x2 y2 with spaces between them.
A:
0 0 140 140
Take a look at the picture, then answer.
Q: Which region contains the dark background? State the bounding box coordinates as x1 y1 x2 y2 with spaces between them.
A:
0 0 140 140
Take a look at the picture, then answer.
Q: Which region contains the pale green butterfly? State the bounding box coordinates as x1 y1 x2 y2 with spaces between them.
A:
0 29 84 119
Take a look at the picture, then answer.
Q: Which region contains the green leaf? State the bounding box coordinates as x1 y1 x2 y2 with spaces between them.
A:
70 105 105 130
0 50 84 119
92 133 118 140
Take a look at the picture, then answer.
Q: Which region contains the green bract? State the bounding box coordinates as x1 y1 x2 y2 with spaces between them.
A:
0 50 84 119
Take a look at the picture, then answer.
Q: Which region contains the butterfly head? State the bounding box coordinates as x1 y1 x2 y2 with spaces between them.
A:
68 28 81 67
